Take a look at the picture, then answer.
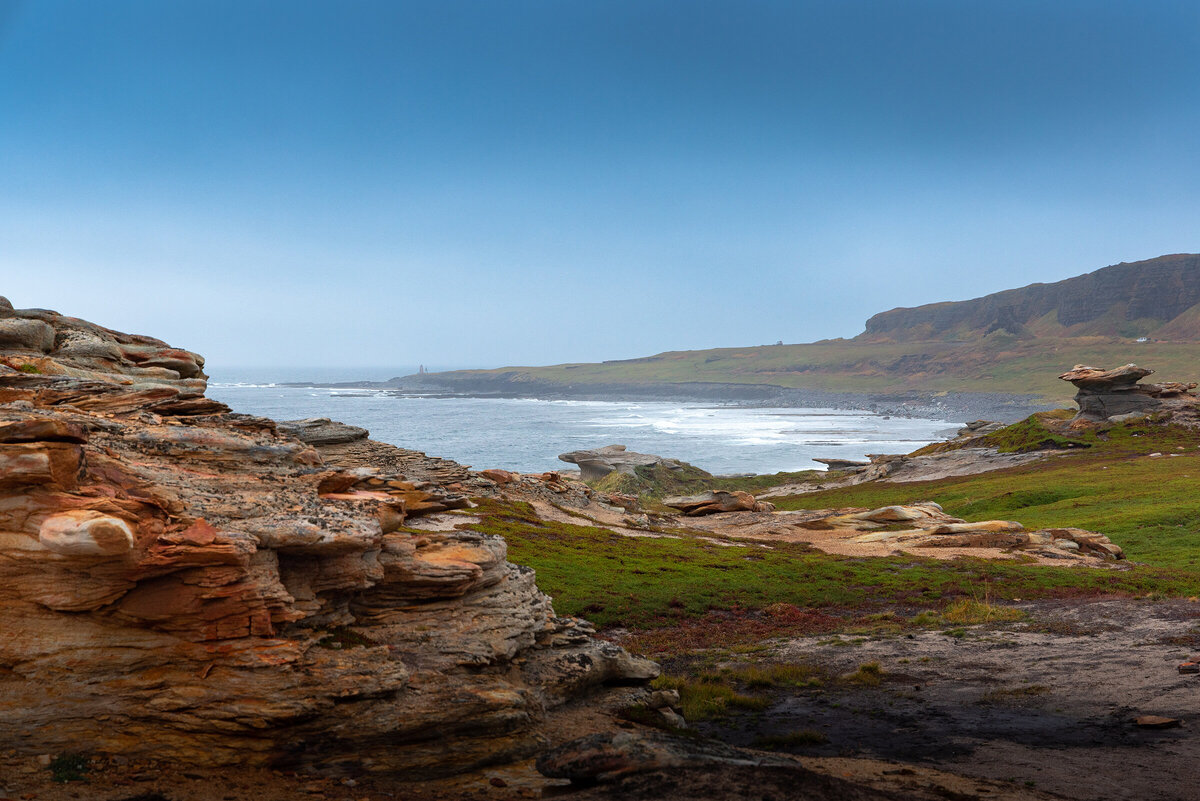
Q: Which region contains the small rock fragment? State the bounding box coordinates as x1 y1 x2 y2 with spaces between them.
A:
1134 715 1182 729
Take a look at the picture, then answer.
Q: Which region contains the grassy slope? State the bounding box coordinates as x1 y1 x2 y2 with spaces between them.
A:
465 417 1200 638
775 424 1200 570
431 336 1200 401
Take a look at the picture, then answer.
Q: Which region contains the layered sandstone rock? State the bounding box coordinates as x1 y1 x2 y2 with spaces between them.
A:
559 444 699 482
0 299 656 777
802 503 1124 559
663 490 775 515
1059 363 1198 421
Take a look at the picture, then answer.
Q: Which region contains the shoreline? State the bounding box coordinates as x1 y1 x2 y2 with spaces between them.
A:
277 377 1059 423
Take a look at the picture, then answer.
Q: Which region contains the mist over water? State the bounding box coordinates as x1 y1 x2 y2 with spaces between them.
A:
207 380 960 475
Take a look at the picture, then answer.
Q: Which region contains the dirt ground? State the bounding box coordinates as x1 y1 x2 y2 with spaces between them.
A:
692 598 1200 801
7 600 1200 801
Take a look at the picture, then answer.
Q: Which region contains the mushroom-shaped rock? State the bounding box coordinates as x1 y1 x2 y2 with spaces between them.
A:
1059 364 1154 389
558 444 682 482
39 510 135 556
1059 364 1161 421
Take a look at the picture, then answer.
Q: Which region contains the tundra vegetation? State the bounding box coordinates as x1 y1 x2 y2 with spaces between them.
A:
475 411 1200 649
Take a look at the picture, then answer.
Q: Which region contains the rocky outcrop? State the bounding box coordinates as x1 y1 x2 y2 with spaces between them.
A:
0 300 656 778
537 730 791 783
277 416 368 446
812 457 870 471
802 503 1124 560
0 297 207 382
862 253 1200 341
559 444 698 482
1059 363 1198 421
663 490 775 516
951 419 1007 441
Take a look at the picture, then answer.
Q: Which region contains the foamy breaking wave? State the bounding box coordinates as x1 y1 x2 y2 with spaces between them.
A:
206 385 960 474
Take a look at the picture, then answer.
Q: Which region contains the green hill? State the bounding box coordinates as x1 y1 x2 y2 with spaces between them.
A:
403 254 1200 403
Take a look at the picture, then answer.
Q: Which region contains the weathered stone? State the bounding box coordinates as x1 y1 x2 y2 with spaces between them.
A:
536 731 788 783
278 417 369 446
559 444 695 482
813 457 870 471
1059 363 1198 421
1134 715 1181 729
39 510 135 556
663 490 771 516
929 520 1024 535
479 468 517 485
0 305 655 779
0 418 87 444
0 318 54 352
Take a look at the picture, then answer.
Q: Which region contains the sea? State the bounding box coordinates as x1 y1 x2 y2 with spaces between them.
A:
206 367 962 476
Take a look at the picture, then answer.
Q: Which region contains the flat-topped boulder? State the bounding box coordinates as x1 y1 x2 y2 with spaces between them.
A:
278 416 369 445
559 444 694 482
813 457 870 471
1059 363 1198 421
664 490 775 515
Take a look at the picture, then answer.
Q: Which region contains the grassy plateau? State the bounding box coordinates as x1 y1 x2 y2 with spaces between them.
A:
466 412 1200 653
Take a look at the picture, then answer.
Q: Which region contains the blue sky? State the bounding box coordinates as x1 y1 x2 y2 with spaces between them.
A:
1 1 1198 372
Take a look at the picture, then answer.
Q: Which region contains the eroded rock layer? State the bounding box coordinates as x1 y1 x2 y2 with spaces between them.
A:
0 299 656 777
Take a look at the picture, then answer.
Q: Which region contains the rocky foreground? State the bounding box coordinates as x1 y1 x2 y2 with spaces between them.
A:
6 297 1194 801
0 298 658 780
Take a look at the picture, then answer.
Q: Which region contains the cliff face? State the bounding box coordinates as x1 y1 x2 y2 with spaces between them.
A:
861 254 1200 341
0 298 655 777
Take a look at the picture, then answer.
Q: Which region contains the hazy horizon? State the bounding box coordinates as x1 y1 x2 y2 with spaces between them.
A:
3 1 1198 370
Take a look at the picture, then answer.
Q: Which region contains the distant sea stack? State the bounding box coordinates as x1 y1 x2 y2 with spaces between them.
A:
860 253 1200 342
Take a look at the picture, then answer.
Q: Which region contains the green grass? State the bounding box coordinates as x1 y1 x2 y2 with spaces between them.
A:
415 336 1200 401
48 753 89 783
462 417 1200 652
941 598 1025 624
773 418 1200 570
468 493 1200 634
651 674 771 720
978 684 1051 704
842 661 885 686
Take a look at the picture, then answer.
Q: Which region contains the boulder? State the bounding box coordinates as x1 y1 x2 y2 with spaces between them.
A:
663 490 772 516
813 457 870 471
1059 363 1197 421
479 468 518 485
278 417 369 446
0 318 54 352
802 504 1125 560
559 444 687 482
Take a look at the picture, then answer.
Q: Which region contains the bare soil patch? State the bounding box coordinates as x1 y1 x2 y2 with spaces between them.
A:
690 599 1200 801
